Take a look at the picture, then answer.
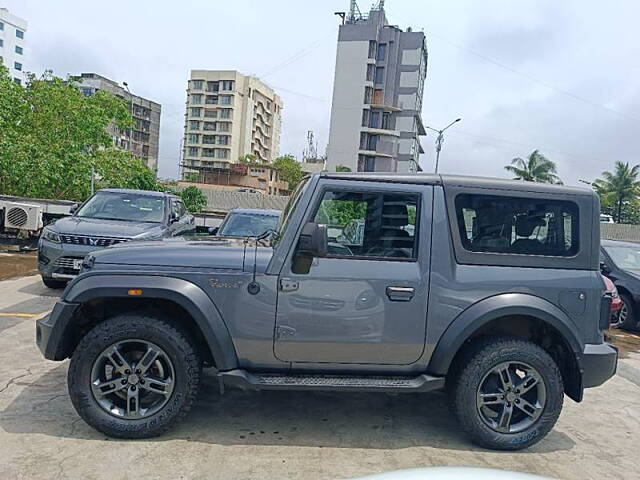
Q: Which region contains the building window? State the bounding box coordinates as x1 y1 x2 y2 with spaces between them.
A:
190 107 202 117
202 148 215 157
13 78 21 85
217 136 229 145
202 135 216 144
376 43 387 61
374 66 384 84
14 62 22 71
381 112 391 130
191 94 203 105
369 111 381 129
205 95 218 105
373 89 383 104
203 121 217 131
0 21 4 30
192 80 204 90
363 156 376 172
218 122 230 132
15 45 23 55
188 134 199 144
204 109 217 119
364 87 373 104
81 87 93 96
215 149 229 159
359 132 368 149
207 81 219 92
222 80 234 91
368 40 377 59
16 29 24 39
0 39 3 47
189 120 200 130
220 95 232 105
361 109 370 127
366 64 375 82
188 147 199 156
219 109 231 119
367 134 379 151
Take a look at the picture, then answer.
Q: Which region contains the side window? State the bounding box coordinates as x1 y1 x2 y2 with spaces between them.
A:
455 194 579 257
312 190 419 260
177 201 187 217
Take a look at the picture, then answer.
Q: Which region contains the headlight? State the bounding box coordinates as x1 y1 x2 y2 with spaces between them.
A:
42 227 61 243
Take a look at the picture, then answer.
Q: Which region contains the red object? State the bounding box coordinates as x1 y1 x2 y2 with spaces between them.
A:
602 275 622 316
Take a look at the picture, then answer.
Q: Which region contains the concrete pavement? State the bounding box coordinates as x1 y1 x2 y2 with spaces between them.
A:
0 275 639 479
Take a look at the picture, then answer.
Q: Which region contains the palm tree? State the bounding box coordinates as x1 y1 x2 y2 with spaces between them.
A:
504 150 562 184
593 161 640 223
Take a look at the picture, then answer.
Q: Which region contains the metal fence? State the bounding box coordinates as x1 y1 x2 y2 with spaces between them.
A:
600 223 640 243
172 185 290 214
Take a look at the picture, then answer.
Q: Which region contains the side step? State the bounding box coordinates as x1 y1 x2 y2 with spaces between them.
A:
218 369 445 393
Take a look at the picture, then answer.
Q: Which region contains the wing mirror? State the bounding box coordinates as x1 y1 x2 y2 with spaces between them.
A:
170 211 180 223
297 222 328 257
600 262 610 274
69 203 79 214
208 227 219 236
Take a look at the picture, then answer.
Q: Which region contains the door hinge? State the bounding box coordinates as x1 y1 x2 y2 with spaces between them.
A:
280 278 299 292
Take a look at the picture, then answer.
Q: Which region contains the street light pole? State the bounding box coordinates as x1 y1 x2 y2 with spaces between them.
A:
123 82 134 154
426 118 461 174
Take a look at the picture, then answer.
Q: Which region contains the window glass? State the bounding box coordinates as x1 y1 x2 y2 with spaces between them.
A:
0 22 4 30
76 192 165 223
191 80 203 90
604 245 640 270
455 194 579 257
376 43 387 61
14 62 22 71
16 29 24 39
374 66 384 83
313 191 419 259
15 45 23 55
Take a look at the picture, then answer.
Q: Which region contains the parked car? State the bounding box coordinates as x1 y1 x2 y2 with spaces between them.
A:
36 173 617 450
600 239 640 330
38 188 194 288
600 214 615 223
602 274 622 326
212 208 281 237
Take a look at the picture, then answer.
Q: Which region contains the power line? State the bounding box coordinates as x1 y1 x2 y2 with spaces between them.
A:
258 32 334 79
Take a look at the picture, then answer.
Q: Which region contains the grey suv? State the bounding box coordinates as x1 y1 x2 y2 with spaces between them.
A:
38 188 194 287
36 174 617 450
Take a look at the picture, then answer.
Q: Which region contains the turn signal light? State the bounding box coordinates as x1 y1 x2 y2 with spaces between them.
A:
127 289 143 296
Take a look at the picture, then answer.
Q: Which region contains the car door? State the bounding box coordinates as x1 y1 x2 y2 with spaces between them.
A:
274 181 433 366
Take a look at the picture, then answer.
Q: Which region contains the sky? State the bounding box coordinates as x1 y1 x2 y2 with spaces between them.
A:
3 0 640 186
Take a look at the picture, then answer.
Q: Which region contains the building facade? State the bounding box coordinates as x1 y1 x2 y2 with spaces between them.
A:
326 3 428 173
179 163 288 196
74 73 162 173
0 8 28 85
181 70 283 181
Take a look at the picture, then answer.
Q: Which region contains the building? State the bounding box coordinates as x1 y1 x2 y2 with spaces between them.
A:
326 1 428 173
74 73 162 173
179 162 288 196
0 8 28 85
181 70 283 181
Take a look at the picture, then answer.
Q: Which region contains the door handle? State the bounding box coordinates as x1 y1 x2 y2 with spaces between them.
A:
386 286 415 302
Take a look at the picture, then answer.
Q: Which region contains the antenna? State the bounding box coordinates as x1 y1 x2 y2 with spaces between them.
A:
302 130 318 162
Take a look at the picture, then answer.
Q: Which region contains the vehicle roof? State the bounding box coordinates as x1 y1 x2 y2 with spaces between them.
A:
316 173 594 196
97 188 178 199
601 239 640 248
227 208 281 216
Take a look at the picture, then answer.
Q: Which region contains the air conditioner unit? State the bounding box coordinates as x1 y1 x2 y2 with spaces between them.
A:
2 201 43 232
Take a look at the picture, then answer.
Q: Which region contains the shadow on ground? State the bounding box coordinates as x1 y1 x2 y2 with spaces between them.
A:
17 280 63 298
0 365 575 453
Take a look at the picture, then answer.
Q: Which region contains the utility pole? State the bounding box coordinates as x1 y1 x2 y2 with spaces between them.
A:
123 82 135 155
426 118 461 174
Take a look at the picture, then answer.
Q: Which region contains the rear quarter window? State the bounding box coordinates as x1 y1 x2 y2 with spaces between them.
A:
455 193 579 257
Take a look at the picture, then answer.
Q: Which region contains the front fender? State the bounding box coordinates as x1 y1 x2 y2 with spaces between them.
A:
64 273 239 370
427 293 583 376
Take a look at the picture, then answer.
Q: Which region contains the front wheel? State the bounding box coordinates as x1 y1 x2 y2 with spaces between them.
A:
68 314 201 438
451 337 564 450
616 294 638 331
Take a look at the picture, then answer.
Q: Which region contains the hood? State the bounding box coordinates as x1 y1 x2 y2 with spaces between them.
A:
89 236 273 271
51 216 163 238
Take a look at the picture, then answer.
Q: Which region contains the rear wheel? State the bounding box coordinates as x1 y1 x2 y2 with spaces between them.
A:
616 294 638 330
68 314 201 438
451 337 564 450
42 276 66 289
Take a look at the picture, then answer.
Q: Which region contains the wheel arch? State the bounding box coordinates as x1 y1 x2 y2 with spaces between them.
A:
61 274 239 370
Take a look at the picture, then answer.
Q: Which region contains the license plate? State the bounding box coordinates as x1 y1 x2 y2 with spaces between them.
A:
73 259 83 270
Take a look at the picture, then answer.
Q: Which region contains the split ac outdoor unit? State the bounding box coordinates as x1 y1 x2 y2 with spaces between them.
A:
2 201 43 232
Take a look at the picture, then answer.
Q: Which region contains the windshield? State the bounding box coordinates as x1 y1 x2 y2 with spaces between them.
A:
75 192 166 223
605 245 640 271
274 177 310 244
218 212 280 237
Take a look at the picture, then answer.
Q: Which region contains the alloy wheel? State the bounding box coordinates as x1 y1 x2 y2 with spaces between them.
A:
476 361 546 434
90 339 175 419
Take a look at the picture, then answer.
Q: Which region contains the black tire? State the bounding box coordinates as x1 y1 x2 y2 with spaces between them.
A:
617 293 638 331
68 314 201 439
42 276 66 289
450 336 564 451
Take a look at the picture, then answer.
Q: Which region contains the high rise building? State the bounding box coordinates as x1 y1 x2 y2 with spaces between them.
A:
326 1 428 173
181 70 283 181
0 8 28 85
74 73 162 173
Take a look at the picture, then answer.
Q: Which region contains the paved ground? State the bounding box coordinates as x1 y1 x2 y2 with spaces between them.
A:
1 270 639 479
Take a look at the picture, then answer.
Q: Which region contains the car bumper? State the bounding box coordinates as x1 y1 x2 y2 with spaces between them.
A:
580 342 618 389
38 238 104 280
36 300 78 360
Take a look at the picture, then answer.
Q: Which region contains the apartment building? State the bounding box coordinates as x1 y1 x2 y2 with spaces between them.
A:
326 2 428 173
181 70 283 181
0 8 28 85
180 163 289 196
75 73 162 173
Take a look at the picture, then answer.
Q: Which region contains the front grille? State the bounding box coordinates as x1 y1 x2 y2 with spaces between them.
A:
60 234 128 247
54 257 83 269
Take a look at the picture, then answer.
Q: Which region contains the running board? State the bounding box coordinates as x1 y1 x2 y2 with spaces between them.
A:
217 369 445 393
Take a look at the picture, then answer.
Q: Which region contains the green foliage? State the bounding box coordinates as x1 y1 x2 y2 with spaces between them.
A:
183 172 200 183
273 155 304 192
238 154 258 164
0 66 157 202
593 161 640 223
315 199 367 227
504 150 562 184
335 165 352 172
179 186 207 213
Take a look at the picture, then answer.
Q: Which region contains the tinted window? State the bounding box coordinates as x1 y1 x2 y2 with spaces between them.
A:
313 191 418 259
604 245 640 270
455 194 579 257
219 212 280 237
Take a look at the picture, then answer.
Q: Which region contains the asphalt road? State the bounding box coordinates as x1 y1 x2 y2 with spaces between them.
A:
1 273 639 480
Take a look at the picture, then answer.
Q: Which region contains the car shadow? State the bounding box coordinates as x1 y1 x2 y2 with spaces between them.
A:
0 365 575 453
17 280 63 298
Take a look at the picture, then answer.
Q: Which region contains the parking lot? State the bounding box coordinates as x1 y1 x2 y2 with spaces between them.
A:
1 253 639 479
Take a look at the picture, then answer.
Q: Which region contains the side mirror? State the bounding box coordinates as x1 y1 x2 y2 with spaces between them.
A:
208 227 219 236
600 262 610 274
170 212 180 223
297 222 328 257
69 203 79 214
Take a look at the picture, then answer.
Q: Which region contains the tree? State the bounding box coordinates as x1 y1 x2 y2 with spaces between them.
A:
273 155 303 192
179 186 207 213
239 154 258 164
593 161 640 223
504 150 562 184
335 165 351 172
